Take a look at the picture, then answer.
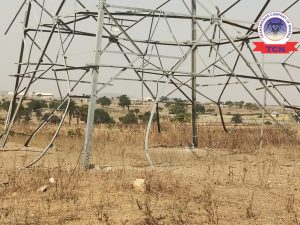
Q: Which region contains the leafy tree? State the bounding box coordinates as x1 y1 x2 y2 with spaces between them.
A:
292 112 300 123
141 111 151 122
231 114 243 124
234 101 244 109
244 103 259 111
252 104 259 111
51 115 61 124
27 100 47 112
195 103 205 114
78 105 89 123
97 96 112 107
225 101 234 108
49 100 62 110
94 109 113 124
0 100 26 122
160 96 169 101
67 100 78 124
42 113 61 124
23 108 32 123
50 100 78 124
140 111 157 123
35 109 43 122
118 95 131 110
0 100 11 111
0 100 21 113
119 112 138 124
265 121 272 125
131 108 140 117
175 113 191 123
168 99 187 114
16 104 26 122
167 99 191 123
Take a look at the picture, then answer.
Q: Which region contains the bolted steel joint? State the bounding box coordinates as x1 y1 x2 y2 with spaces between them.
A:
53 16 59 24
211 15 223 25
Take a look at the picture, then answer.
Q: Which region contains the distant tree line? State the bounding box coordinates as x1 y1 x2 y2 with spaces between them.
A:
0 96 262 126
224 101 259 110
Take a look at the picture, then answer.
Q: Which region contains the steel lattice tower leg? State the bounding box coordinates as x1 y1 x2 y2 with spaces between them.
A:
82 0 105 169
191 0 198 148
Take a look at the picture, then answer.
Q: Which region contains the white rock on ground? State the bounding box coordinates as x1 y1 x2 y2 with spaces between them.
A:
49 177 55 184
133 179 146 192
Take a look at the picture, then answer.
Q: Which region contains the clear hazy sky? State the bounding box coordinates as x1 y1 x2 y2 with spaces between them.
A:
0 0 299 105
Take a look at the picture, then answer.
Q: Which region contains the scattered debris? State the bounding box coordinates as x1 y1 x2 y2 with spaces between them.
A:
103 166 113 173
0 180 9 186
38 185 49 193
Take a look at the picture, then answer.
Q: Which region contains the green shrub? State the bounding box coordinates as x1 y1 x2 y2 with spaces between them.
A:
264 121 272 125
27 100 48 111
140 111 157 123
42 113 61 124
231 114 243 124
118 95 131 110
97 96 112 107
67 128 83 137
119 112 138 124
195 103 205 114
94 109 113 124
174 113 191 123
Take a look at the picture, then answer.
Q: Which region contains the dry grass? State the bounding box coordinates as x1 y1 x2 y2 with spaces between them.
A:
8 121 298 150
0 122 300 224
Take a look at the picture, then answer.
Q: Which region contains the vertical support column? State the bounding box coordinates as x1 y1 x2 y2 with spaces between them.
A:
156 102 161 133
0 1 31 147
11 1 32 123
82 0 105 169
191 0 198 148
260 54 266 149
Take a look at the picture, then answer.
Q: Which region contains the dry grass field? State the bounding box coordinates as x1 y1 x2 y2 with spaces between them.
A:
0 123 300 224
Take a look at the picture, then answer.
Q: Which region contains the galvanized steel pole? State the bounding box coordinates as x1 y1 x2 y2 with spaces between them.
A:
82 0 105 169
191 0 198 148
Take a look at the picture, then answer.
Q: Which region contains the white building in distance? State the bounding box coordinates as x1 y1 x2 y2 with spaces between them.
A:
143 97 154 102
7 92 55 100
33 92 55 100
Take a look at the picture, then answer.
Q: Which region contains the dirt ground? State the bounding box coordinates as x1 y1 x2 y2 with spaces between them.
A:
0 136 300 225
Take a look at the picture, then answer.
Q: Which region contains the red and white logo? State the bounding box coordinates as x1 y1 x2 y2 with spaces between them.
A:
253 12 298 54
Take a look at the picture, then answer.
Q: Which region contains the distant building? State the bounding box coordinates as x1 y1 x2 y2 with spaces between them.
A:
7 91 28 98
143 97 154 102
271 111 279 118
33 92 55 100
131 99 143 105
6 92 55 100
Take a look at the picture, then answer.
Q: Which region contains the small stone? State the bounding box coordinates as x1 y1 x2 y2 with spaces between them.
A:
12 192 18 197
133 179 146 192
38 185 49 193
103 167 113 173
0 180 9 186
49 177 55 184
